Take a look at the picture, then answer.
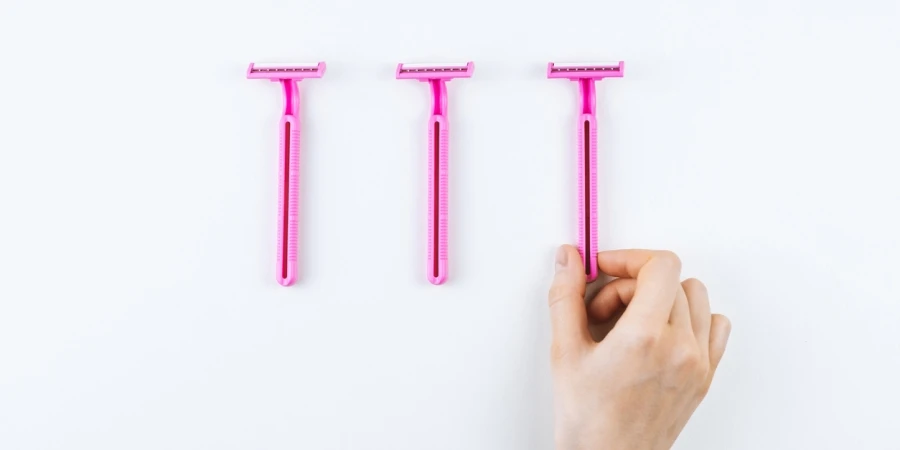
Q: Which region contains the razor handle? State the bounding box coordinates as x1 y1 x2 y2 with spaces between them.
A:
277 114 300 286
579 113 599 282
428 114 449 285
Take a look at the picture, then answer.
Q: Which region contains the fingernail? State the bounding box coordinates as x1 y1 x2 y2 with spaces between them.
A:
555 246 568 272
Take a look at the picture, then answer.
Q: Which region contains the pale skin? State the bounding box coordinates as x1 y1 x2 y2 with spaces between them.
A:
548 245 732 450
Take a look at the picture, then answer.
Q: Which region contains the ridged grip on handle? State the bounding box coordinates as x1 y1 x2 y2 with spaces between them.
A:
277 115 301 286
428 115 449 285
578 114 599 282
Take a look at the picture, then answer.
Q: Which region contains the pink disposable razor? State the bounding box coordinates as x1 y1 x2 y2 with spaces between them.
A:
247 62 326 286
396 62 474 285
548 61 624 282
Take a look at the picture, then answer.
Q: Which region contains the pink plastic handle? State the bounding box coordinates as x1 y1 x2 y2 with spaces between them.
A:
548 66 622 283
247 65 324 287
277 114 300 286
428 114 449 284
579 113 599 282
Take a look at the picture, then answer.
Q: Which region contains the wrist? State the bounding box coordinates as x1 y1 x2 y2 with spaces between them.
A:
554 424 654 450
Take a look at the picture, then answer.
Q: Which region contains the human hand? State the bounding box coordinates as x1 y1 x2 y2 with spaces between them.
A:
547 245 731 450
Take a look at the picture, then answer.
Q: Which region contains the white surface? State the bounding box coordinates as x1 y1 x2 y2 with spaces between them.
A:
0 0 898 449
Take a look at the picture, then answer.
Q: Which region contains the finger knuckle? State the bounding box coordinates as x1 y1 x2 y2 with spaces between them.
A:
672 346 702 374
682 278 707 295
655 250 683 272
621 329 659 351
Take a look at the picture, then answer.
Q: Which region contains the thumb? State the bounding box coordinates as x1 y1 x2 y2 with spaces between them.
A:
548 245 591 362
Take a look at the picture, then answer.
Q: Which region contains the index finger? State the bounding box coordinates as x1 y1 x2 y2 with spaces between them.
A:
598 250 682 327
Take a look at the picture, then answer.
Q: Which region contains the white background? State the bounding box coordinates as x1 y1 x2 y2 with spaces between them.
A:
1 0 898 448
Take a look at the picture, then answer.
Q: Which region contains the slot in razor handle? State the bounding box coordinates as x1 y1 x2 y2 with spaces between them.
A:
428 115 449 285
277 114 300 286
578 113 599 282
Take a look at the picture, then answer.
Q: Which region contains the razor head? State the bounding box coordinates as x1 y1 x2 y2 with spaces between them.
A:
547 61 624 79
246 62 326 80
396 62 474 80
